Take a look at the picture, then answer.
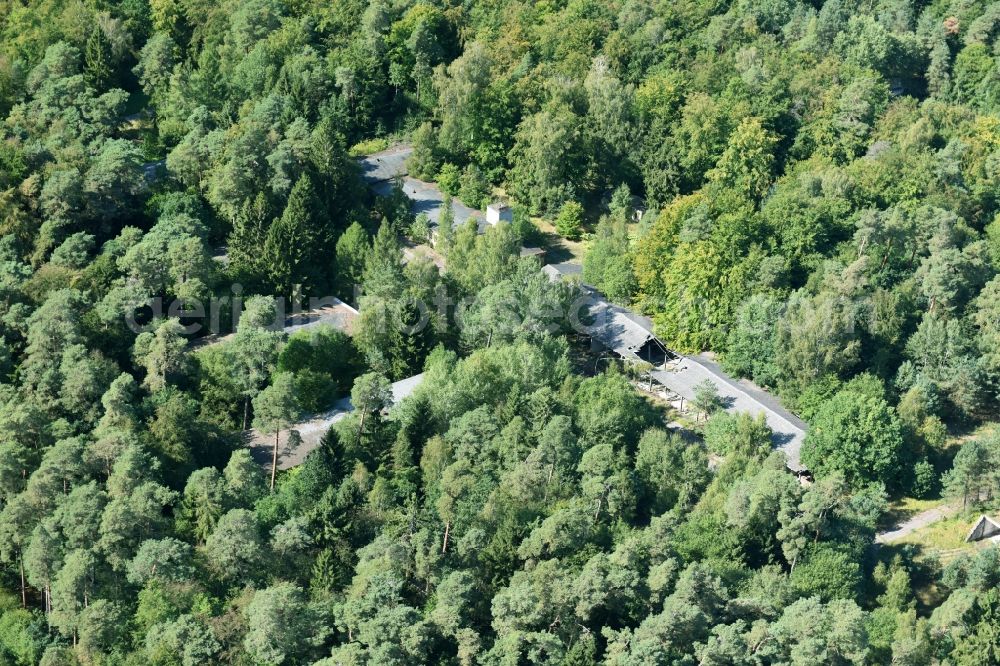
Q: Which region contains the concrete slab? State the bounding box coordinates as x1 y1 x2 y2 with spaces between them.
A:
358 144 411 183
192 300 359 349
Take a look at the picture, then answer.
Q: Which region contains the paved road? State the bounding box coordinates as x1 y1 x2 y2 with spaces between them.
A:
248 373 426 471
359 144 486 230
876 503 960 543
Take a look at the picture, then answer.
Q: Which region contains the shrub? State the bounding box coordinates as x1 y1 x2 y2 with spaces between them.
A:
554 201 584 240
437 163 461 195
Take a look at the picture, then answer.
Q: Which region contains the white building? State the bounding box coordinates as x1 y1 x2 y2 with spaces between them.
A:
486 203 513 226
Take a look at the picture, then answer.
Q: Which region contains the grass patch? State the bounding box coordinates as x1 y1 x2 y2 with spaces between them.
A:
349 137 392 157
897 513 979 556
532 215 587 264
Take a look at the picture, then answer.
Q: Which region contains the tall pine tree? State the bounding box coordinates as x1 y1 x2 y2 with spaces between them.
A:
436 192 456 256
84 24 115 90
229 192 271 286
263 173 328 297
334 222 370 303
361 218 404 301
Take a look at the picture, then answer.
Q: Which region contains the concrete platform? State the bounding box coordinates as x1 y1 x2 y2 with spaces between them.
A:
652 357 805 471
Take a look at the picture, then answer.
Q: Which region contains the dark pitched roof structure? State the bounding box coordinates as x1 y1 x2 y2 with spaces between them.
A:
966 515 1000 543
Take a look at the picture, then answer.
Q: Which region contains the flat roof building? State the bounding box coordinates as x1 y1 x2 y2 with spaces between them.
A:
543 261 808 472
486 202 513 226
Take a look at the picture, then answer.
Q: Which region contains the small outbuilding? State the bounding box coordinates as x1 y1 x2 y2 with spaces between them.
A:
486 202 513 226
966 515 1000 543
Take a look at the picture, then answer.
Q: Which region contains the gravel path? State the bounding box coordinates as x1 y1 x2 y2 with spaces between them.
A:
875 503 960 543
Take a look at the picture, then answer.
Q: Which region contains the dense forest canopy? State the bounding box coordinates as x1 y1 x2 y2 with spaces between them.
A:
0 0 1000 662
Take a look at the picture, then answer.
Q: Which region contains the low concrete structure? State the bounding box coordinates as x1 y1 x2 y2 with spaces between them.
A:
542 262 582 280
248 373 426 471
520 246 546 261
486 202 513 226
651 357 807 472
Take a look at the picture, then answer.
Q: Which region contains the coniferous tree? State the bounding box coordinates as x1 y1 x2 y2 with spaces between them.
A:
361 218 404 301
228 193 271 284
263 173 327 298
334 222 370 303
84 24 115 90
253 373 303 492
437 193 456 255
